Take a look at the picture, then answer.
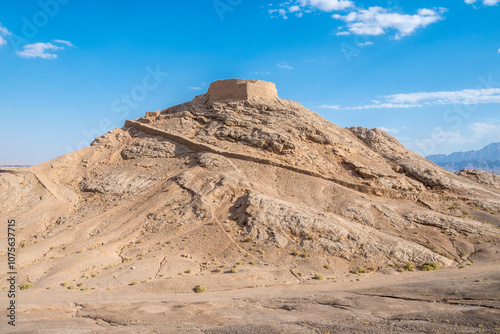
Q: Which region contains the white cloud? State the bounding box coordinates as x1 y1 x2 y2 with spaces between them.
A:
53 39 75 47
321 87 500 110
269 2 444 39
332 6 445 39
413 129 470 148
250 71 275 76
343 103 423 110
357 41 373 46
279 8 288 19
430 130 470 145
307 0 354 11
465 0 500 6
270 0 354 19
188 87 202 90
386 88 500 105
0 23 11 47
469 122 500 141
0 25 9 36
318 104 341 109
498 48 500 54
277 62 293 69
16 42 64 59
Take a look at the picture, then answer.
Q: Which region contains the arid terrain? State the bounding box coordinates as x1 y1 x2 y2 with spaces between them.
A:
1 79 499 333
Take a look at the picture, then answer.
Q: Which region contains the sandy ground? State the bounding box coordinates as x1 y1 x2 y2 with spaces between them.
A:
2 262 499 334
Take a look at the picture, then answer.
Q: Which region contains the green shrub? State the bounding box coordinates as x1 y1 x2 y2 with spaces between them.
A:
130 281 140 285
229 268 238 273
355 266 366 274
19 283 33 290
313 274 323 280
323 264 331 270
404 262 414 271
193 285 206 293
421 262 439 271
291 250 299 256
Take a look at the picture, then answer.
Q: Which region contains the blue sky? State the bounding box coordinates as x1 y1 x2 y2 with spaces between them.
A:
1 0 499 165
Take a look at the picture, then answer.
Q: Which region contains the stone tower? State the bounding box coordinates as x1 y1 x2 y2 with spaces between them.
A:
206 79 279 102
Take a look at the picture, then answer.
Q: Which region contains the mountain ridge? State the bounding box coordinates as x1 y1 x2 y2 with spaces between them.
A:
427 142 500 163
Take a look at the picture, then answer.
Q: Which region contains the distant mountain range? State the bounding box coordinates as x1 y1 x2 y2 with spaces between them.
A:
0 165 32 168
427 143 500 173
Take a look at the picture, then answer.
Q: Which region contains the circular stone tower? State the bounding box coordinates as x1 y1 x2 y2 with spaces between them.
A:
206 79 279 102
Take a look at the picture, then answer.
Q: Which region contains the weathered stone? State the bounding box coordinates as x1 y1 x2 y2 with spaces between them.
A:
206 79 278 101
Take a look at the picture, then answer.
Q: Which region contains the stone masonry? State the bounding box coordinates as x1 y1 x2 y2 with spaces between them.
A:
206 79 278 101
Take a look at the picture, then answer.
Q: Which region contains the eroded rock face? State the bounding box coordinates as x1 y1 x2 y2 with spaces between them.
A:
244 192 453 266
456 169 500 189
120 137 181 160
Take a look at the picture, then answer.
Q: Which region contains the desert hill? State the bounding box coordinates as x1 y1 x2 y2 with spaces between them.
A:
1 79 499 333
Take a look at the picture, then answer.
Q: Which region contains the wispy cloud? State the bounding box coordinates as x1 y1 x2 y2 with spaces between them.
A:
409 121 500 153
465 0 500 6
319 102 422 110
357 41 373 46
385 88 500 105
16 39 74 59
53 39 75 47
16 42 63 59
188 81 208 90
333 7 446 39
269 0 354 19
269 8 290 19
325 87 500 110
305 0 354 11
269 2 444 39
250 71 275 76
0 23 11 47
469 122 500 141
277 62 293 69
318 104 341 109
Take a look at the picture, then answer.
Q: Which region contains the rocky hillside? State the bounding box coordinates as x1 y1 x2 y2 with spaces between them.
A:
1 79 499 295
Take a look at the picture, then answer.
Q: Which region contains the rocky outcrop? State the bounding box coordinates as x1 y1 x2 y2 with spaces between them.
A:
456 169 500 189
244 192 454 266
